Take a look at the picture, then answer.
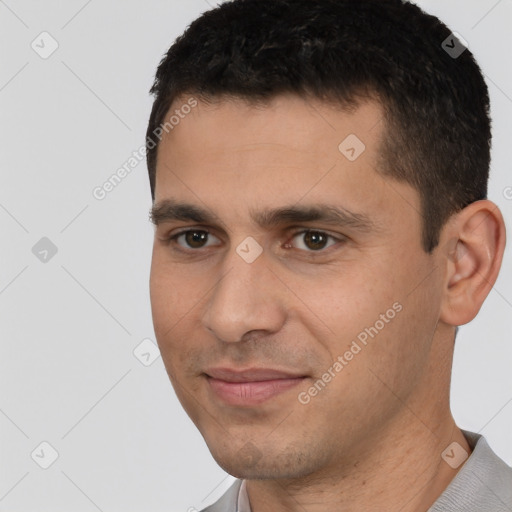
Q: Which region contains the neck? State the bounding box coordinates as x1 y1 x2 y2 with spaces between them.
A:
246 416 470 512
246 330 471 512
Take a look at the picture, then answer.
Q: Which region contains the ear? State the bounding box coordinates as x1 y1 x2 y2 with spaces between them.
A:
439 200 506 326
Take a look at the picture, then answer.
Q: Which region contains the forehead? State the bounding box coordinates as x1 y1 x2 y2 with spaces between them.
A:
152 94 419 235
158 94 383 165
155 95 383 186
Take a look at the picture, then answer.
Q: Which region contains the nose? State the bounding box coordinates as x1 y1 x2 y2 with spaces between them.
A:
201 248 286 343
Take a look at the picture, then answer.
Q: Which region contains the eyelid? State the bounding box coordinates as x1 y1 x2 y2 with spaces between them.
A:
158 225 213 239
285 228 345 252
164 227 220 248
162 226 346 255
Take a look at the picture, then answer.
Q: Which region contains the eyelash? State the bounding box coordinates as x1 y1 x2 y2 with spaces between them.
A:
163 228 344 255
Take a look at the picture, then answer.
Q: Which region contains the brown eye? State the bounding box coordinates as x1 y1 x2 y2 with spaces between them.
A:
288 230 340 252
170 229 220 250
303 231 329 250
184 230 209 248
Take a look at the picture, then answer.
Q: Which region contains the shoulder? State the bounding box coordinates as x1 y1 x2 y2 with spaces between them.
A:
428 430 512 511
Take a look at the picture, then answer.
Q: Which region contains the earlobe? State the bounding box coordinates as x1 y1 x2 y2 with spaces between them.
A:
439 200 506 326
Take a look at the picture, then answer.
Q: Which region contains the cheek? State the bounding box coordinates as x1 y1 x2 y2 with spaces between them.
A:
344 268 442 396
288 264 398 341
294 257 434 374
150 254 192 332
149 256 208 375
149 261 188 371
149 269 172 338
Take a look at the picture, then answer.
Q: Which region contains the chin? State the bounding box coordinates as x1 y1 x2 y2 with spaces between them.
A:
207 439 325 481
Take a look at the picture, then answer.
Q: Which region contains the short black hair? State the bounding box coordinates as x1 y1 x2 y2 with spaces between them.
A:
146 0 491 252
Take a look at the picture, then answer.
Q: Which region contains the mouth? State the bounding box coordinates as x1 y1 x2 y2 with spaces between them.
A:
204 367 308 406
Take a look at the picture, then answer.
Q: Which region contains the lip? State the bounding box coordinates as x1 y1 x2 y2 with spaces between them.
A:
205 367 307 406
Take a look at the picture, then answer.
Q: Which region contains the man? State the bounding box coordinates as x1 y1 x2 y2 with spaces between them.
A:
145 0 512 510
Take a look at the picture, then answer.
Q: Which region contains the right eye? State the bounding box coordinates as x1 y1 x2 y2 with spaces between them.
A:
166 229 222 251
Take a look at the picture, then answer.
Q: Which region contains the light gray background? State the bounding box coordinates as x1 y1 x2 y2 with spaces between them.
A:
0 1 511 510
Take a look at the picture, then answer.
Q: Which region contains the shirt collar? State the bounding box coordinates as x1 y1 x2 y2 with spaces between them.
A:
237 479 251 512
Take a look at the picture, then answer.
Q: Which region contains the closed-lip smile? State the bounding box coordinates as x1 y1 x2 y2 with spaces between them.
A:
204 367 307 406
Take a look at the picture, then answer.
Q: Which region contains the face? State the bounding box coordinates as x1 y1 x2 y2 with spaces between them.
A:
149 94 446 479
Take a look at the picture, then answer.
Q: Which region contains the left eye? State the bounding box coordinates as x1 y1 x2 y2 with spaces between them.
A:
286 230 340 252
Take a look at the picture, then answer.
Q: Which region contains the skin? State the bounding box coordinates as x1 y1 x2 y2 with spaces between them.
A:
149 94 506 511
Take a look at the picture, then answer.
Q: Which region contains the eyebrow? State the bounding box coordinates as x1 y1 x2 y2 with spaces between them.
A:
149 199 376 233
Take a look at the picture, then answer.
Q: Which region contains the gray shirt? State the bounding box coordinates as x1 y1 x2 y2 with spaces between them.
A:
201 431 512 511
